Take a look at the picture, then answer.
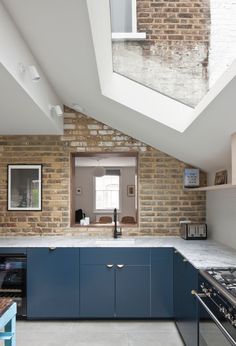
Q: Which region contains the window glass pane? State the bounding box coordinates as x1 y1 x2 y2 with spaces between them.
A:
95 175 120 210
110 0 132 33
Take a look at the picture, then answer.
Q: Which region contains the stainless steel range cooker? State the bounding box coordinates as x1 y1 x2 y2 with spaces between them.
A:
192 268 236 346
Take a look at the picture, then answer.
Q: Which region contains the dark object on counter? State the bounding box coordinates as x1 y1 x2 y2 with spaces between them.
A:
75 209 83 223
180 222 207 240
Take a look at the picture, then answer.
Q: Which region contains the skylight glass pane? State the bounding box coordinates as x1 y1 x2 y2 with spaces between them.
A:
110 0 236 108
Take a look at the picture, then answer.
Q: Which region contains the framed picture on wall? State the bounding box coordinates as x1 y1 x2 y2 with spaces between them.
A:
127 185 135 197
7 164 42 211
214 170 227 185
183 168 200 188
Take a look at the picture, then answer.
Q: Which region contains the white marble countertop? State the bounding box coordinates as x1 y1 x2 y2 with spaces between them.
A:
0 236 236 269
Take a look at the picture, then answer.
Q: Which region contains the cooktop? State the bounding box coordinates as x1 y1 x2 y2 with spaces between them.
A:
205 268 236 299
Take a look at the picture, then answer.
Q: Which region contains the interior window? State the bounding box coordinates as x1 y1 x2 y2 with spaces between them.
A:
71 153 138 227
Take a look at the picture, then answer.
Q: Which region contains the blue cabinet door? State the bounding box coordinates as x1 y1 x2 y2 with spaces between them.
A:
174 251 198 346
27 248 79 318
80 248 150 318
151 248 173 318
80 264 115 318
116 265 150 318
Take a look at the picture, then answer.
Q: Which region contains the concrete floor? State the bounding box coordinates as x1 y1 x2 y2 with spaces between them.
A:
1 320 184 346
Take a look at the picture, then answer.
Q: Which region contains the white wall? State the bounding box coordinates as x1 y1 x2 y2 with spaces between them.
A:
75 167 136 223
206 189 236 249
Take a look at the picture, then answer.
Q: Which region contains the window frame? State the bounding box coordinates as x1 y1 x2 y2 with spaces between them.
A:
110 0 146 41
70 152 138 227
93 170 122 213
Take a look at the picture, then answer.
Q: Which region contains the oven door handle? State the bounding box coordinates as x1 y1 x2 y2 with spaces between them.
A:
191 290 236 346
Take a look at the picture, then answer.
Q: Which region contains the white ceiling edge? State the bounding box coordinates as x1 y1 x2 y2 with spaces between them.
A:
190 59 236 129
0 63 63 134
0 1 63 133
86 0 193 133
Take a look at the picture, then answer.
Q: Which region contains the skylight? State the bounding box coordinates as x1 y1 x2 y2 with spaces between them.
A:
110 0 236 108
87 0 236 132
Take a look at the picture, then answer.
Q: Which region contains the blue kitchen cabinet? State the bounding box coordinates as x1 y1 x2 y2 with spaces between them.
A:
80 248 150 318
80 264 115 318
27 248 79 319
116 265 150 317
174 250 198 346
151 248 173 318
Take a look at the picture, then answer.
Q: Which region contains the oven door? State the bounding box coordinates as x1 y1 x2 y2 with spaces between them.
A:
192 290 236 346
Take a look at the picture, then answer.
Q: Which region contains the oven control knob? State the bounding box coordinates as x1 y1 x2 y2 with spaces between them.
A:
220 306 227 315
225 313 231 320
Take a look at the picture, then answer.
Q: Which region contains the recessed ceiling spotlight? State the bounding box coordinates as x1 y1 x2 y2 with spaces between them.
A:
49 104 64 116
18 63 41 82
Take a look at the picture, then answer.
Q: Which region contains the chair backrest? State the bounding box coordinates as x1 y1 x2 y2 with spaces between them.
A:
99 216 112 224
121 216 136 224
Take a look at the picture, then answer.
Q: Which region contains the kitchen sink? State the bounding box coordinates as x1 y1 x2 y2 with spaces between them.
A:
95 238 136 247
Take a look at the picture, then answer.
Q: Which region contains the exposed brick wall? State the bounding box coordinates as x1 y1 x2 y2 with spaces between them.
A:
0 108 206 236
137 0 210 45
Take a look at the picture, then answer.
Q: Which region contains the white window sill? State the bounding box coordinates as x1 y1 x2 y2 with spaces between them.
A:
112 32 146 41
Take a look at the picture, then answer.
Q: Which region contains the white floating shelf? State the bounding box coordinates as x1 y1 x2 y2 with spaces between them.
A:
184 184 236 192
184 133 236 193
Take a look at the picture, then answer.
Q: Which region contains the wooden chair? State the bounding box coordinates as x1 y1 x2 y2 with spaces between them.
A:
121 216 136 224
98 216 112 224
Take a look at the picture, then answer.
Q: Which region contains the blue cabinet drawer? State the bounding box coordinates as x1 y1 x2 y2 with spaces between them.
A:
80 248 150 265
0 248 26 254
151 248 173 263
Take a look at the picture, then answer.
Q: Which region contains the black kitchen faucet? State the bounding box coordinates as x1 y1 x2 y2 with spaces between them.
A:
113 208 121 238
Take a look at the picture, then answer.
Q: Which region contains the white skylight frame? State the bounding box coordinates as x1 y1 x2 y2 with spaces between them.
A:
86 0 236 133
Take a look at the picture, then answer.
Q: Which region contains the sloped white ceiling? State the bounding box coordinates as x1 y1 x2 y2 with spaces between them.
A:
2 0 236 173
0 0 63 134
0 63 63 134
